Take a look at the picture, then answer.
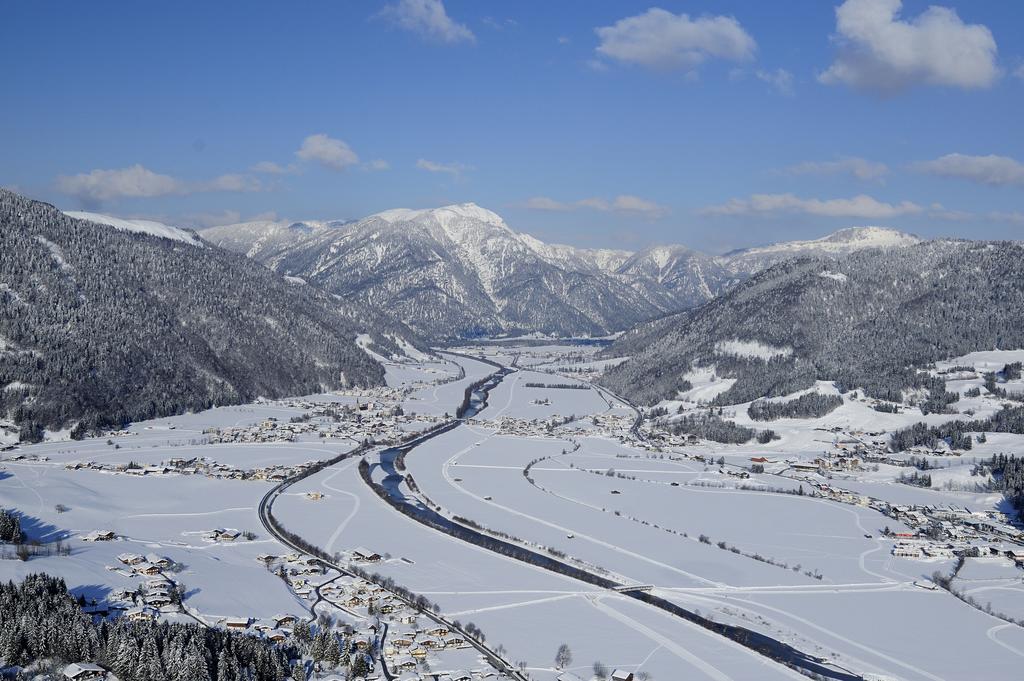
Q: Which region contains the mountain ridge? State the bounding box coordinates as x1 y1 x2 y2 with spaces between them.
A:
202 203 918 340
599 238 1024 406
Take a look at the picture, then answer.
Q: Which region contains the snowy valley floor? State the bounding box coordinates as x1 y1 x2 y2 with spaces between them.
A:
2 344 1024 680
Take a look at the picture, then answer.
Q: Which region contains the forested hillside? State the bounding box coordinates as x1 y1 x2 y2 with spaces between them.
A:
601 240 1024 406
0 190 398 440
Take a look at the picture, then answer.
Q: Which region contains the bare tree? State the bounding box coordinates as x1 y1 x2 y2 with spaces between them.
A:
555 643 572 669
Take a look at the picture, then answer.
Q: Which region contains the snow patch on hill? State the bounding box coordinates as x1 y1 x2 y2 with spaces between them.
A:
66 211 203 246
735 226 918 258
676 366 736 402
34 235 72 270
714 339 793 360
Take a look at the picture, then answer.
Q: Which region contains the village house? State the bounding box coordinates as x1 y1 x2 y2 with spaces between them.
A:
273 613 297 628
224 617 252 630
352 547 383 562
145 553 172 568
62 662 108 680
206 528 241 542
117 552 145 566
81 530 117 542
125 606 157 622
892 543 923 558
134 562 163 576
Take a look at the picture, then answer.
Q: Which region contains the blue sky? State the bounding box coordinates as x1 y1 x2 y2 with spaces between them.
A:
2 0 1023 252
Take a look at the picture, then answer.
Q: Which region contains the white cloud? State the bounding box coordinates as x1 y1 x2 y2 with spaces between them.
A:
187 209 243 227
912 153 1024 187
558 36 571 45
201 174 264 193
820 0 999 93
416 158 469 177
295 134 360 171
755 68 794 94
524 194 668 220
57 165 185 202
926 208 1024 224
989 211 1024 224
524 196 572 212
379 0 475 44
482 17 517 31
251 160 298 175
784 157 889 181
1016 64 1024 80
701 193 923 219
366 159 391 171
57 165 265 205
609 194 668 218
594 8 756 71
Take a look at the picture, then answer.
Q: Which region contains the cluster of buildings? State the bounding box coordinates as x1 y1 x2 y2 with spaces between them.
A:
205 418 311 444
885 504 1024 544
260 551 513 680
476 413 633 440
803 480 870 506
76 555 186 624
636 427 700 449
204 408 441 447
65 460 176 476
63 455 318 484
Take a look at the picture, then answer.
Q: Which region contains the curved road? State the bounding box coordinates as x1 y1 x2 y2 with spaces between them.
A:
257 435 528 681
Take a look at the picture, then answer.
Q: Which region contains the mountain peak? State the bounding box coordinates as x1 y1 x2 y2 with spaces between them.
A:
726 225 919 261
370 202 506 229
821 226 920 247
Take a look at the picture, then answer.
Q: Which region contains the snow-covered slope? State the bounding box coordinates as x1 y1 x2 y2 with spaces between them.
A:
3 189 403 436
65 211 203 246
721 226 920 274
602 238 1024 405
199 218 353 259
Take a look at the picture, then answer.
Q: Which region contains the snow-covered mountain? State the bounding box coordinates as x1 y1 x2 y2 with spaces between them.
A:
721 226 920 274
203 204 673 339
200 218 352 259
600 237 1024 407
2 190 427 438
202 205 920 340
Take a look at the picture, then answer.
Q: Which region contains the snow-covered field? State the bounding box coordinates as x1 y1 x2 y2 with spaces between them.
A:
3 345 1023 680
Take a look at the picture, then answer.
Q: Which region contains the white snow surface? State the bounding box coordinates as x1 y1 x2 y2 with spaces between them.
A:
714 339 793 360
735 226 919 257
65 211 203 246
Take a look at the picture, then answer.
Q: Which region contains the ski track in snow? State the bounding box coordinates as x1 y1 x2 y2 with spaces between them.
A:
320 460 362 554
588 595 739 681
986 624 1024 659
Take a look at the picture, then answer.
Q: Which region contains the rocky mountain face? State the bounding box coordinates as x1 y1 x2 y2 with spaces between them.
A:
204 204 919 340
0 190 419 439
600 239 1024 406
206 204 669 339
